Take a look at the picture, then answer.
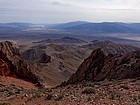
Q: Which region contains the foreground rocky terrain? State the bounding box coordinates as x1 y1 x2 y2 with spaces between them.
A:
0 77 140 105
0 40 140 105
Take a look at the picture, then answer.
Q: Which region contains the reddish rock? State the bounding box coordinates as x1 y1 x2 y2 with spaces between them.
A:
0 41 41 86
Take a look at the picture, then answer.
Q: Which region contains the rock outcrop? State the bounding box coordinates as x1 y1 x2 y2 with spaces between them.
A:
61 48 140 86
0 41 41 86
22 48 51 63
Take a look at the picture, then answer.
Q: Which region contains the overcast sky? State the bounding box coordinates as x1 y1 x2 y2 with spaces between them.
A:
0 0 140 23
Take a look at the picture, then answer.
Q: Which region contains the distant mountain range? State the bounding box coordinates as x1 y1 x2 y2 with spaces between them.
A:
0 22 41 32
47 21 140 34
1 21 140 34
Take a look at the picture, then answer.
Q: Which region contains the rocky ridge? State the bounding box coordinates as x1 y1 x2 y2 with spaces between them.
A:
61 48 140 86
21 40 140 86
82 40 140 55
33 37 87 44
0 41 41 86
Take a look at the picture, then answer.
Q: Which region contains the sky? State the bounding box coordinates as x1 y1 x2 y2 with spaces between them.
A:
0 0 140 23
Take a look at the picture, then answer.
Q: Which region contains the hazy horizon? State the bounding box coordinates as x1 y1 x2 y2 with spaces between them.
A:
0 0 140 23
1 20 140 24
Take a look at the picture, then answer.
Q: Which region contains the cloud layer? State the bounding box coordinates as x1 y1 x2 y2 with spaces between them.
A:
0 0 140 23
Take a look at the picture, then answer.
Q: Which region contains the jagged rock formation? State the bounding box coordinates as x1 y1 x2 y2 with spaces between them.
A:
0 41 41 86
61 48 140 86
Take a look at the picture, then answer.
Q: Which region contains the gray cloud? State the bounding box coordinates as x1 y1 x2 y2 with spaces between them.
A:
0 0 140 23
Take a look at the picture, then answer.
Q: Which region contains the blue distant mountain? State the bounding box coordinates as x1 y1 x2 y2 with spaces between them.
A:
1 21 140 34
47 21 140 34
46 21 88 29
0 22 35 32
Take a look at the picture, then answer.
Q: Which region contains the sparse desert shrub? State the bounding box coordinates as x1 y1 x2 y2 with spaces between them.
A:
132 96 137 102
0 89 5 92
77 97 82 102
130 79 137 83
46 94 53 100
38 88 52 93
109 91 122 100
87 97 92 101
101 80 112 86
19 86 24 89
11 84 15 87
120 84 129 89
8 91 15 96
131 95 140 102
0 78 2 82
136 88 140 91
81 87 96 94
55 94 64 101
110 93 116 100
15 90 20 94
69 91 73 95
46 88 52 92
33 92 41 97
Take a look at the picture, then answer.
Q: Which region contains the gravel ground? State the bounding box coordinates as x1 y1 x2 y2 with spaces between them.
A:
0 77 140 105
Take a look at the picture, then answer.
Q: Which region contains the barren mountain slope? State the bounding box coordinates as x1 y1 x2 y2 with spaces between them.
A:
21 39 140 86
82 40 139 55
0 41 140 105
62 48 140 86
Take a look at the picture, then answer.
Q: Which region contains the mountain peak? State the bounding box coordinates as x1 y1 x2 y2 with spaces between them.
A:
61 48 140 86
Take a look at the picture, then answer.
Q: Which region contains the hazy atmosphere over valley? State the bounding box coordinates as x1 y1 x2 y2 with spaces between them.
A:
0 0 140 105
